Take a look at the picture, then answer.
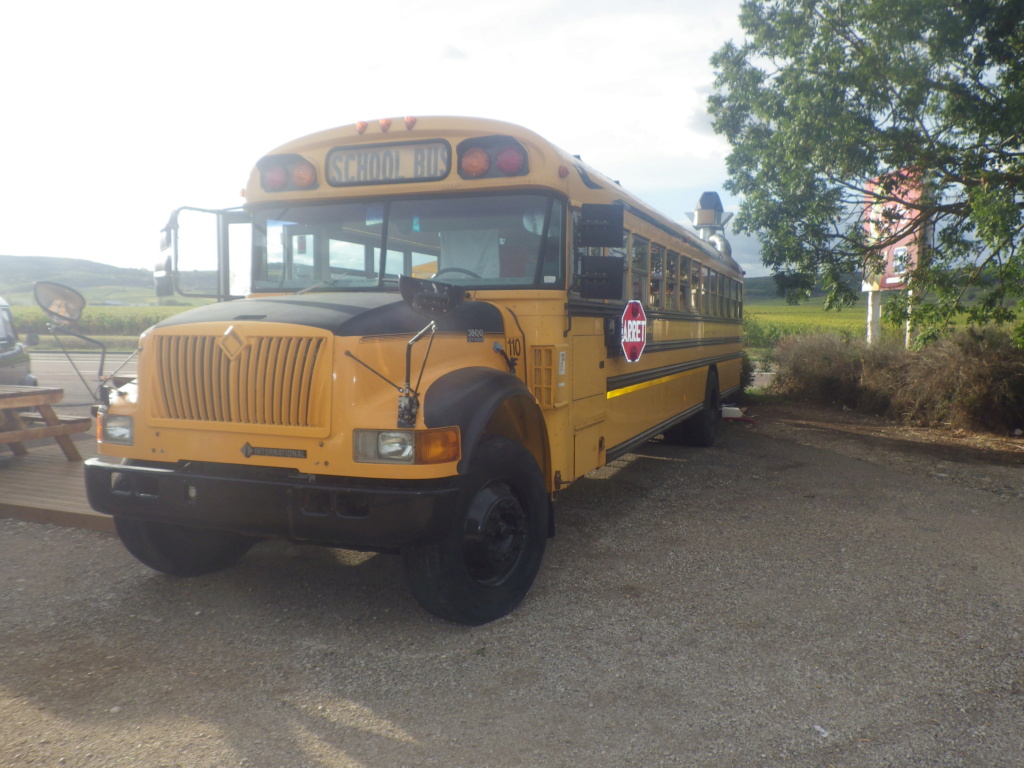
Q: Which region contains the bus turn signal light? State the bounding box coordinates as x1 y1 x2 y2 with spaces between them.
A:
416 428 460 464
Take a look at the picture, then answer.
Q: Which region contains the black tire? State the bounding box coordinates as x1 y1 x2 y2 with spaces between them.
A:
663 369 721 447
114 516 255 577
402 436 548 625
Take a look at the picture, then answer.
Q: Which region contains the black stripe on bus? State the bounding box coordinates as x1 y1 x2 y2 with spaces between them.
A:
566 300 743 325
646 336 744 353
606 352 742 394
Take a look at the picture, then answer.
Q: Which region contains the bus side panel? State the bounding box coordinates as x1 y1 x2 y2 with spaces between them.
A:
572 393 607 477
603 365 707 453
571 335 606 400
717 354 743 398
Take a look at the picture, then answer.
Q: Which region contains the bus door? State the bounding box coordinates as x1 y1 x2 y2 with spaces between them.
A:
157 207 251 301
569 204 626 478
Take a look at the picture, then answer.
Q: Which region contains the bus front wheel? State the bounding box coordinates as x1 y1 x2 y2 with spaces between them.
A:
114 517 256 577
402 436 548 625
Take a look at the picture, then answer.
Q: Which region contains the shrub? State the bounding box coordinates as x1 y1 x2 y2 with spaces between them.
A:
889 328 1024 433
769 328 1024 434
769 333 868 406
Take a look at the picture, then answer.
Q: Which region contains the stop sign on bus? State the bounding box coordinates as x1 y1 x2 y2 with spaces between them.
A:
621 300 647 362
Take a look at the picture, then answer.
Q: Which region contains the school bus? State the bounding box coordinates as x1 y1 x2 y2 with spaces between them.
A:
84 117 743 624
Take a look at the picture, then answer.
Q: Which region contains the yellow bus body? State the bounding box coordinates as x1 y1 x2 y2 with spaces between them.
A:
85 116 743 624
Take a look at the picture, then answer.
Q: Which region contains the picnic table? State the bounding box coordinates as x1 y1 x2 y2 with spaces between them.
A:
0 385 92 462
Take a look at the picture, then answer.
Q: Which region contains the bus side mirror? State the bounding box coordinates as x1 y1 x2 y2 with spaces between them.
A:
154 256 174 297
34 281 87 325
579 204 624 248
578 255 624 300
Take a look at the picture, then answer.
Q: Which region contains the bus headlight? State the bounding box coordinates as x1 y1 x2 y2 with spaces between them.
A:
377 431 415 461
353 428 460 464
100 413 134 445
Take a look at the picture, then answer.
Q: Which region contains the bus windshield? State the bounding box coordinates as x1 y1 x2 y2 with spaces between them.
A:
251 193 564 292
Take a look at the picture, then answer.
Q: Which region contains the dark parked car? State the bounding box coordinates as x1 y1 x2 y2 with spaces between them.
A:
0 296 37 386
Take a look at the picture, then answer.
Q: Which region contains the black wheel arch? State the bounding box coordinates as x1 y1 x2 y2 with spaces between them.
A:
423 367 549 483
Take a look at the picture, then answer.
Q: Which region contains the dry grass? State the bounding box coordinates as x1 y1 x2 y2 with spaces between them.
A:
768 328 1024 434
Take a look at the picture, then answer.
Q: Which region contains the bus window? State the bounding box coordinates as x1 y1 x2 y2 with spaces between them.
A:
691 262 703 313
329 239 371 275
538 201 565 285
678 255 691 312
253 194 562 291
607 230 627 261
705 266 712 313
665 251 678 311
649 243 665 308
631 236 649 302
292 234 315 279
398 195 558 284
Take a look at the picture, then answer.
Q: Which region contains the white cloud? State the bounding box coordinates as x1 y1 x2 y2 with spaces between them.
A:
0 0 761 273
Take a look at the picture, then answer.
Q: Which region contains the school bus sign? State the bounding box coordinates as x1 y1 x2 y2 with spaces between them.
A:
621 300 647 362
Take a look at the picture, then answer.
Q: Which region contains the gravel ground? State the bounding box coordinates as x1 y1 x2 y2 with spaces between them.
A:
2 403 1023 768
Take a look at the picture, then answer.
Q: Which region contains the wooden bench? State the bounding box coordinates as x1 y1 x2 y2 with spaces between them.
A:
0 386 92 462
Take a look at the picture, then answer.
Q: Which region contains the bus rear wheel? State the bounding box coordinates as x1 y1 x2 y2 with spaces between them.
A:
663 369 721 447
114 517 256 577
402 436 548 625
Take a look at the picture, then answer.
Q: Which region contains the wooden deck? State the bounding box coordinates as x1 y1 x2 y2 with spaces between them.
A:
0 431 114 533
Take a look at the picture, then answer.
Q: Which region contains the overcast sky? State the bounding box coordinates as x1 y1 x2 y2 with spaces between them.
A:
1 0 764 276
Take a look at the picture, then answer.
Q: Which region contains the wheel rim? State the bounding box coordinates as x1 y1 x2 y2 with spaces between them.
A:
462 481 528 586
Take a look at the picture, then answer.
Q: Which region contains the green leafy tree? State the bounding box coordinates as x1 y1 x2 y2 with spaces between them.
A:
709 0 1024 343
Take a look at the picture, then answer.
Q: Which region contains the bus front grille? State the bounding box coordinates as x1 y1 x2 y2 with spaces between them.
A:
152 334 328 428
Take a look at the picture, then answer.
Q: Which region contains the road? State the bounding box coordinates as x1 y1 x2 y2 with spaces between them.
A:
2 403 1023 767
28 351 137 416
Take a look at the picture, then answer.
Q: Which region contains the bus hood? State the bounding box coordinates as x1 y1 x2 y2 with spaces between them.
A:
153 291 504 337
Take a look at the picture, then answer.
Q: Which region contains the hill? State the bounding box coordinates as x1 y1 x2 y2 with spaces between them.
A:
743 274 866 303
0 255 152 297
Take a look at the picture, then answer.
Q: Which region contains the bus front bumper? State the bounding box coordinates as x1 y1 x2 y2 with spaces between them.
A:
84 458 460 551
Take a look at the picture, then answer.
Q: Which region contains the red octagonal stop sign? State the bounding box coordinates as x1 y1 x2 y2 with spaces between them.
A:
620 300 647 362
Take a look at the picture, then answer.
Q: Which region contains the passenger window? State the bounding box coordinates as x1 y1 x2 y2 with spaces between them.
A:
665 251 679 311
678 256 692 312
631 236 649 302
649 243 665 308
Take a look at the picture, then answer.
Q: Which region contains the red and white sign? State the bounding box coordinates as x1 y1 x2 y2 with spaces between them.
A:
864 170 922 291
621 300 647 363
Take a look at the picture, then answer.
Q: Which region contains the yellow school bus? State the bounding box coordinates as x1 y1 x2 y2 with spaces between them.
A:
85 117 743 624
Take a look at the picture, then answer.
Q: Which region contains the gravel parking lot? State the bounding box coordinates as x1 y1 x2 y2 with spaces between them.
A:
3 404 1023 768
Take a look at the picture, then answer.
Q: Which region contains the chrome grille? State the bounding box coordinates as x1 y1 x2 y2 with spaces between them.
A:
152 334 327 428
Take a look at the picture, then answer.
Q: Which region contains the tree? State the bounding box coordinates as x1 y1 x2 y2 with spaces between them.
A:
709 0 1024 343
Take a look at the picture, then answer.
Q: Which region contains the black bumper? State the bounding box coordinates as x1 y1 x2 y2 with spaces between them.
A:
84 458 460 551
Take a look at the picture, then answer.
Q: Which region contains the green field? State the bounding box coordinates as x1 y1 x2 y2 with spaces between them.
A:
10 281 888 352
742 291 908 348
